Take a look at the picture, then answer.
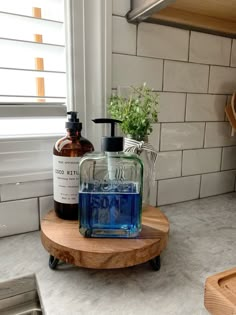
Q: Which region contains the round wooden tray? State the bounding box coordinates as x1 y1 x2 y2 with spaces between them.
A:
41 205 169 270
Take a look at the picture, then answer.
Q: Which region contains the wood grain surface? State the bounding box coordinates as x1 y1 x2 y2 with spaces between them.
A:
152 7 236 36
41 206 169 269
151 0 236 37
204 267 236 315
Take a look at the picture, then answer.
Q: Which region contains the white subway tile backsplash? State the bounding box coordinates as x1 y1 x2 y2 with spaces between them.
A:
0 151 52 180
186 94 226 121
200 171 236 198
156 151 181 180
0 198 39 237
39 195 54 222
190 32 231 66
161 123 205 151
0 180 53 202
182 148 221 176
148 124 160 151
112 0 130 16
112 16 136 55
221 147 236 170
205 122 236 147
158 175 200 205
138 23 189 61
209 66 236 94
158 92 186 122
112 54 163 90
164 61 209 93
230 39 236 67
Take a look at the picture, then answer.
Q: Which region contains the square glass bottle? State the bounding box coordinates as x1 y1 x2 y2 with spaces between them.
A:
78 119 143 238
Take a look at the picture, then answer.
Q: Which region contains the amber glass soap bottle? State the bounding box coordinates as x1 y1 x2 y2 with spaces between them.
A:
53 111 94 220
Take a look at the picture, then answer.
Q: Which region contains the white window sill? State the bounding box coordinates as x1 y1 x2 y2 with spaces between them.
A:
0 133 64 141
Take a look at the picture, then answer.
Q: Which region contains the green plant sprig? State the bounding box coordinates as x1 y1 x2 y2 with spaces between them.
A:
108 84 159 140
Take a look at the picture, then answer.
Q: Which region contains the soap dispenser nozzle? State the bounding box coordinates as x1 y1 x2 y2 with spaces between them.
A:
92 118 121 136
92 118 123 152
66 111 82 131
67 111 79 122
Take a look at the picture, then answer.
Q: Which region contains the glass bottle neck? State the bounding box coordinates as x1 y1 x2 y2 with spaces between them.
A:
106 151 122 156
66 129 81 137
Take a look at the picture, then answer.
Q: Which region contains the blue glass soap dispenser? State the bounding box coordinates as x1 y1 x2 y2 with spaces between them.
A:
79 118 143 238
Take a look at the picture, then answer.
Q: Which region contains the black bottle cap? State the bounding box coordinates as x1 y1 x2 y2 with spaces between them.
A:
66 111 82 131
92 118 123 152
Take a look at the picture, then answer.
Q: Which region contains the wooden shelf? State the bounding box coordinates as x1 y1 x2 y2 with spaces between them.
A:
148 0 236 37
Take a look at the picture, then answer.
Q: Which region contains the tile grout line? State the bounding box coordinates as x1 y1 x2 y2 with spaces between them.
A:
37 197 40 229
229 39 233 67
184 93 187 122
203 122 206 148
220 147 224 171
187 30 191 62
0 195 53 204
207 65 211 93
199 175 202 199
113 51 236 69
156 180 159 207
159 123 162 152
162 60 165 92
159 120 229 124
157 144 236 153
158 192 236 208
156 169 236 182
233 170 236 192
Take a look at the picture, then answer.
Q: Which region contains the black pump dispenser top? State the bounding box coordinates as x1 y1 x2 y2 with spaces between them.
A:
92 118 123 152
66 111 82 131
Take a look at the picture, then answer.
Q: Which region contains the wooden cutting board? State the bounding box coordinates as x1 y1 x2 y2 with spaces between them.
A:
204 267 236 315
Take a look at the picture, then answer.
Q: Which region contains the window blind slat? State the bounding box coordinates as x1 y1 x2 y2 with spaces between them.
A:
0 97 65 102
0 12 65 45
0 67 66 74
0 40 65 71
0 70 66 97
0 37 64 48
0 104 66 117
0 11 64 24
0 0 64 22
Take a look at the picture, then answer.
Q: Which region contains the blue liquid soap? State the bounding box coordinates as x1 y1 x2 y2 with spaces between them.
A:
79 182 142 238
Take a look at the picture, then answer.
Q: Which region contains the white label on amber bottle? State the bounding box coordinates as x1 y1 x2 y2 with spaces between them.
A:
53 155 81 204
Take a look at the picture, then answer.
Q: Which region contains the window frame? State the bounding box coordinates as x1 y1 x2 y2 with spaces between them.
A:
0 0 112 184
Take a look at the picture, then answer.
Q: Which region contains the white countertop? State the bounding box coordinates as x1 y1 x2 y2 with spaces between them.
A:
1 193 236 315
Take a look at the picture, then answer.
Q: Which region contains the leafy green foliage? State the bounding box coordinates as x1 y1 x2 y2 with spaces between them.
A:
108 84 159 140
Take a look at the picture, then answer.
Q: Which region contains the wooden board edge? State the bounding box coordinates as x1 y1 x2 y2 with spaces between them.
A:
151 7 236 37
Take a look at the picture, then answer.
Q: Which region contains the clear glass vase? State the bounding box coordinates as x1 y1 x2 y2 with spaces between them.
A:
124 136 155 206
138 148 152 206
